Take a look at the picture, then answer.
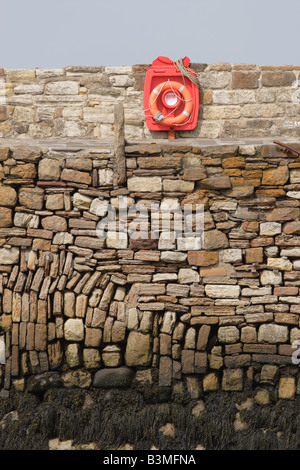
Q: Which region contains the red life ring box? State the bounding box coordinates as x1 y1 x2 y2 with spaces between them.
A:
144 56 199 132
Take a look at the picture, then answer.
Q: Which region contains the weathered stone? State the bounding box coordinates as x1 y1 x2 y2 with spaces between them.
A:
163 179 194 193
61 169 91 185
187 251 218 266
218 326 239 343
41 215 67 232
93 367 134 388
0 247 19 265
0 185 17 207
199 175 231 190
267 257 292 271
62 370 91 388
127 177 162 192
283 221 300 235
0 207 12 227
260 364 279 384
222 186 254 198
205 285 240 298
182 167 207 181
38 158 61 181
27 372 62 393
45 81 79 95
266 208 300 222
73 192 92 210
219 248 242 263
203 373 219 392
260 222 281 236
278 377 296 399
19 187 44 210
125 331 152 367
65 343 81 368
161 311 177 334
181 349 195 374
161 251 187 263
262 71 296 87
262 166 289 185
241 326 257 343
178 268 199 284
203 229 228 250
245 247 263 264
258 324 288 343
222 368 243 391
83 348 101 369
64 319 84 342
260 270 282 285
46 193 64 210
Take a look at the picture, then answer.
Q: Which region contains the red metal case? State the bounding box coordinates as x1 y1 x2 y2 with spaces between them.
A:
144 56 199 132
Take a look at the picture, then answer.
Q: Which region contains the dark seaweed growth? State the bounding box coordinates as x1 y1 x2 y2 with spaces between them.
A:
1 388 300 450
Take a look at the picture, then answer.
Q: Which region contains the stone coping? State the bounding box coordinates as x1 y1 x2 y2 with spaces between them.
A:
0 136 299 152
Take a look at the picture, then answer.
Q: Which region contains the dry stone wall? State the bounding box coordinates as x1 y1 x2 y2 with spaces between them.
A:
1 140 300 403
1 64 300 140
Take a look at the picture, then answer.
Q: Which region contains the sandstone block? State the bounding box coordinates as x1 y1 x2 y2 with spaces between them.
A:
62 370 91 388
127 176 162 192
262 166 289 185
199 175 231 190
245 247 263 264
266 208 300 222
290 169 300 184
64 319 84 342
42 215 67 232
46 193 64 210
102 345 122 367
203 229 229 250
163 179 194 193
205 284 240 298
38 158 61 181
178 268 199 284
278 377 296 399
19 187 44 210
187 251 218 266
125 331 152 367
61 169 91 185
0 207 12 227
203 373 219 392
93 367 134 388
267 257 292 271
262 71 296 87
219 248 242 263
260 270 282 285
258 324 288 343
0 185 17 207
232 71 260 89
241 326 257 343
260 222 281 236
65 343 81 368
45 81 79 95
0 247 19 264
222 368 243 391
218 326 240 344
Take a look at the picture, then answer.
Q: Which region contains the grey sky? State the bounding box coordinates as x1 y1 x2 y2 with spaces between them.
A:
1 0 300 68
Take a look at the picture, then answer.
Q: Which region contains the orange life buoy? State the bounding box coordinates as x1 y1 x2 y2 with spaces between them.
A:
148 80 193 126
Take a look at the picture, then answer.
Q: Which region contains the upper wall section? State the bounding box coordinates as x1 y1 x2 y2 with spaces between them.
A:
0 63 300 141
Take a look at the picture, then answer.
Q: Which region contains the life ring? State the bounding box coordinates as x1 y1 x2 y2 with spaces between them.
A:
149 80 193 126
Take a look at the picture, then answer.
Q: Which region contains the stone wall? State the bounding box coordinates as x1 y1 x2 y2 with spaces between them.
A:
1 64 300 140
1 139 300 405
